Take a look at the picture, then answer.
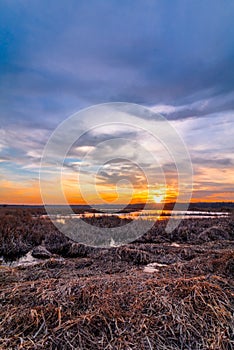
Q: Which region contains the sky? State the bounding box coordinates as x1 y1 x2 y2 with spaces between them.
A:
0 0 234 205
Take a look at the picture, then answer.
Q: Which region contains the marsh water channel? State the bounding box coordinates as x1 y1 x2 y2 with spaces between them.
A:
44 209 230 223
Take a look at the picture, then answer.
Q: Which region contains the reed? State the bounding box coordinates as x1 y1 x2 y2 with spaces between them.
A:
0 208 233 349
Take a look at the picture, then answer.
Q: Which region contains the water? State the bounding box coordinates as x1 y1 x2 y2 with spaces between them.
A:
119 210 229 220
43 210 230 223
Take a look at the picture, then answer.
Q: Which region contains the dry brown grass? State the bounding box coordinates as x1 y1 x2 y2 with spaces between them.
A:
0 208 234 349
0 268 233 350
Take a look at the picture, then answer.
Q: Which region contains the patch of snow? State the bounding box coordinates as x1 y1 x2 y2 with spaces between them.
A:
144 262 168 273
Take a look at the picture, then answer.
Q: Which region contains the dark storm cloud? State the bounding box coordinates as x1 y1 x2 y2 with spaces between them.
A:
1 0 234 128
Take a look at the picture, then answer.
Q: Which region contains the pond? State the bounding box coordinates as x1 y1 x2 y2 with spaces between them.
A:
43 210 230 223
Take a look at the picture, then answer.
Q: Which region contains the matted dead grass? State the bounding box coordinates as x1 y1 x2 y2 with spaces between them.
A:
1 256 234 349
0 208 234 349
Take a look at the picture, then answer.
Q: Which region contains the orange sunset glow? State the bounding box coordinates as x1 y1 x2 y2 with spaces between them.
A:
1 166 233 205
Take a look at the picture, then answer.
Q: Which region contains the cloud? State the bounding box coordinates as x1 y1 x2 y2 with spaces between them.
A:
1 1 234 128
151 91 234 121
0 1 234 202
192 157 234 168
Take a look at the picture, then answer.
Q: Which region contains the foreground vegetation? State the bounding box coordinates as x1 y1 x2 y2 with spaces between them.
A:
0 208 234 349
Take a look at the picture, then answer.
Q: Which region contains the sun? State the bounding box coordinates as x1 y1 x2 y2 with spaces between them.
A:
153 194 165 203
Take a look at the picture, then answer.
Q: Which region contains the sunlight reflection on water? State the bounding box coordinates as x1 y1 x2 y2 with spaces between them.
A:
43 210 230 224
